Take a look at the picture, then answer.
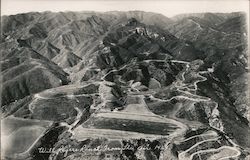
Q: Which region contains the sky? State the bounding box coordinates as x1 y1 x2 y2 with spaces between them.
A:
1 0 249 17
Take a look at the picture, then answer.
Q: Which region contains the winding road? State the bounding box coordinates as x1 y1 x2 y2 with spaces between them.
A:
100 59 241 160
27 58 242 160
168 60 240 160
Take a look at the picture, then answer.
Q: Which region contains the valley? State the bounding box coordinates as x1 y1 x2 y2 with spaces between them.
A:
1 10 249 160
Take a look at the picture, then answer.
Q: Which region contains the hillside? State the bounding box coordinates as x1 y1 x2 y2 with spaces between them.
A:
1 11 249 160
1 46 69 105
52 47 82 69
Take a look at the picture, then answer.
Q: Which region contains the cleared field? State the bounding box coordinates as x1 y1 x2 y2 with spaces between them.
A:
73 127 166 140
2 126 45 154
1 116 53 158
38 83 99 98
72 93 186 140
1 116 52 134
95 112 172 123
83 117 177 135
121 95 154 115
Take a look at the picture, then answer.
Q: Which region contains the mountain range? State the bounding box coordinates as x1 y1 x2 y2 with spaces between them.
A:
1 11 249 160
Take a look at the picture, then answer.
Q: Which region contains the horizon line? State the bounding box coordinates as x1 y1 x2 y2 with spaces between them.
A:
2 0 249 17
1 10 247 18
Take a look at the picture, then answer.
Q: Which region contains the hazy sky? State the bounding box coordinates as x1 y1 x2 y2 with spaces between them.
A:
1 0 249 17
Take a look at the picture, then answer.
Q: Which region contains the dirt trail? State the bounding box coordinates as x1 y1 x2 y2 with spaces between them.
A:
168 60 240 160
98 59 241 159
